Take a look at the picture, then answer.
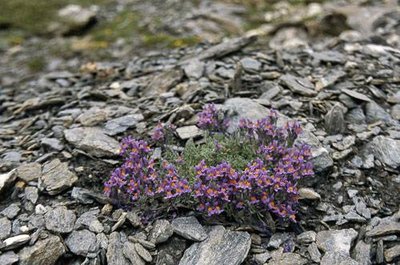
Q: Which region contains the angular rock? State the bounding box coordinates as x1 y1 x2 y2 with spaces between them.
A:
280 74 317 97
45 206 76 233
368 136 400 168
366 222 400 237
342 88 371 102
0 170 17 194
171 216 208 242
156 236 187 265
297 231 316 244
308 242 322 263
179 226 251 265
123 241 145 265
134 243 152 262
16 163 41 182
107 232 130 265
0 251 19 265
267 233 292 249
316 229 358 254
1 235 30 251
104 114 144 136
144 68 183 96
384 244 400 263
325 104 345 135
298 188 321 200
365 101 393 124
320 251 359 265
18 235 65 265
65 229 98 256
64 127 119 157
148 219 174 244
1 204 20 219
240 57 261 72
25 187 39 204
353 240 371 265
266 252 307 265
40 138 64 151
40 159 77 195
183 59 205 79
0 217 11 240
176 126 202 140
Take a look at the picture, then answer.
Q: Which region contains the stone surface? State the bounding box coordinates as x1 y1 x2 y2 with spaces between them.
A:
171 216 208 241
1 204 20 219
353 240 371 265
65 229 98 256
320 251 359 265
369 136 400 168
123 241 145 265
365 101 393 124
365 221 400 237
148 219 174 244
298 188 321 200
0 217 11 240
316 229 358 254
240 57 261 72
107 232 130 265
40 159 78 195
64 127 119 157
45 206 76 233
0 170 17 194
18 235 65 265
384 244 400 263
176 125 202 140
179 226 251 265
104 114 144 136
16 163 41 182
1 235 30 251
0 251 19 265
266 252 308 265
280 74 317 96
325 104 345 135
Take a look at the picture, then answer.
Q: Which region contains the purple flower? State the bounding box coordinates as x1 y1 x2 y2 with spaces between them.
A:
197 104 229 132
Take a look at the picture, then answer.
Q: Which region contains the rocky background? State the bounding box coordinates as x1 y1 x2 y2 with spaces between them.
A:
1 0 400 264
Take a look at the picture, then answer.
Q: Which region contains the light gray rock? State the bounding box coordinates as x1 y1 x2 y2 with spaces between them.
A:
126 211 141 228
123 241 145 265
18 235 65 265
148 219 174 244
16 163 41 182
308 242 322 263
171 216 208 242
297 231 316 244
75 209 103 233
298 188 321 200
64 127 119 157
107 232 130 265
384 244 400 263
134 243 152 262
366 221 400 237
40 159 77 195
266 252 308 265
1 235 30 251
240 57 261 72
176 126 202 140
45 206 76 233
25 187 39 204
183 59 205 79
321 251 359 265
267 233 292 249
325 104 345 135
0 251 19 265
104 114 144 136
40 138 64 151
65 229 98 256
0 170 17 194
0 217 11 240
365 101 393 124
156 236 187 265
280 74 317 96
316 229 358 254
77 108 108 126
391 104 400 120
353 240 371 265
368 136 400 168
179 226 251 265
1 203 20 219
57 4 97 35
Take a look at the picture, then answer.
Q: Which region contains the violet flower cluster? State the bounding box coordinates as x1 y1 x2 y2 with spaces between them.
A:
104 104 314 222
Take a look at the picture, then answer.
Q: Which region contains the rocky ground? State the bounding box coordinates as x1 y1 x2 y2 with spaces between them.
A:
1 0 400 264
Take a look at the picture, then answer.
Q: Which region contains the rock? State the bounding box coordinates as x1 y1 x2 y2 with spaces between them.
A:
40 138 64 151
156 236 187 265
1 235 30 251
65 229 98 256
183 59 205 79
45 206 76 233
16 163 42 182
104 114 144 136
267 233 292 249
107 232 130 265
266 252 308 265
384 244 400 263
176 126 202 140
111 212 127 232
0 170 17 194
298 188 321 200
240 57 261 72
341 88 371 102
77 108 108 126
280 74 317 97
0 217 11 240
308 242 322 263
313 51 345 64
297 231 316 244
75 209 103 233
57 4 97 35
123 241 145 265
39 159 77 195
368 136 400 168
353 197 371 219
0 251 18 265
64 127 119 157
366 221 400 237
148 219 174 244
134 243 152 262
391 104 400 120
346 107 366 125
25 187 39 204
179 226 251 265
126 211 141 228
325 104 345 135
365 101 393 124
315 70 346 90
171 216 208 242
145 68 183 96
18 234 65 265
320 251 359 265
353 240 371 265
1 203 20 219
1 151 21 168
316 229 358 254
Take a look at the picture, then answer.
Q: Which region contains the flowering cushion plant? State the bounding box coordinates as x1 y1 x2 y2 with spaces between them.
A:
104 104 314 222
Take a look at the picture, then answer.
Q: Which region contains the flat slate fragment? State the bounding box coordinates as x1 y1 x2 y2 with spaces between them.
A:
280 74 317 96
171 216 208 241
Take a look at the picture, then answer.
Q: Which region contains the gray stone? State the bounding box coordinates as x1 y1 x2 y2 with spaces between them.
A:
325 104 345 135
45 206 76 233
0 251 18 265
353 240 371 265
104 114 144 136
64 127 119 157
313 50 345 63
391 104 400 120
297 231 316 244
346 107 366 125
353 197 371 219
259 82 281 100
280 74 317 96
148 219 174 244
268 233 292 249
0 217 11 240
57 4 97 35
368 136 400 168
1 203 20 219
66 229 98 256
1 234 30 251
183 59 205 79
16 163 42 182
366 222 400 237
134 243 152 262
40 138 64 151
123 241 145 265
342 88 371 102
40 159 77 195
126 211 141 228
25 187 39 204
176 126 202 140
321 251 359 265
171 216 208 242
75 209 103 233
365 101 393 124
107 232 130 265
266 252 308 265
144 68 183 96
298 188 321 200
253 252 271 264
156 236 187 265
77 108 108 126
384 244 400 263
18 235 65 265
0 170 17 194
179 226 251 265
308 242 322 263
316 229 358 254
240 57 261 72
315 70 346 90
